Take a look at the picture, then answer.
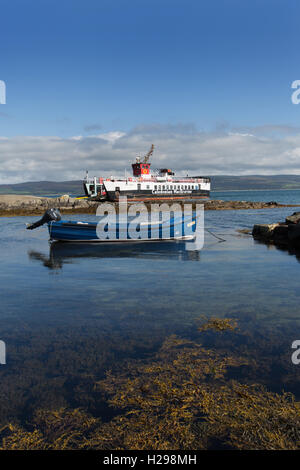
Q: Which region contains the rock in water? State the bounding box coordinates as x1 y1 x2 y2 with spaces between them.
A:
288 224 300 242
285 212 300 224
252 212 300 248
273 225 289 244
252 223 279 240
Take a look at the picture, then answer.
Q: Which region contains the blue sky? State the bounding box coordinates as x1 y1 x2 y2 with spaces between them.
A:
1 0 300 181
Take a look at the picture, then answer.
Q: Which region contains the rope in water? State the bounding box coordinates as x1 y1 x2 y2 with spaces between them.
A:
204 228 226 242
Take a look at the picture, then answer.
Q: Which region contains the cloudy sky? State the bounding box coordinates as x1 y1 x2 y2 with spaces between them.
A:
1 0 300 183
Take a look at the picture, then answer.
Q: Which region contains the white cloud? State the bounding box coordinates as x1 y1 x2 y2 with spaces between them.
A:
228 132 255 137
1 124 300 184
96 131 126 143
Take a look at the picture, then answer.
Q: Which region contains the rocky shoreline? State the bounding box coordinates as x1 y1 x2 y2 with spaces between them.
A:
252 211 300 247
0 194 298 217
0 195 98 217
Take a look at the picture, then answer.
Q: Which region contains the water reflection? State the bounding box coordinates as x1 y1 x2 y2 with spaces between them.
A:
253 239 300 263
28 240 201 269
1 210 300 435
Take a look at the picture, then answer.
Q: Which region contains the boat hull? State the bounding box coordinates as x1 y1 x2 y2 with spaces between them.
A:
47 216 198 242
105 189 210 202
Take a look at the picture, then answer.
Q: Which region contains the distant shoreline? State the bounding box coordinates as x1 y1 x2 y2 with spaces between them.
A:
2 188 300 199
212 188 300 192
2 176 300 196
0 194 299 217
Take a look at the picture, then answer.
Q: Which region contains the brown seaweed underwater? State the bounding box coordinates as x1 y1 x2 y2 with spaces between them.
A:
1 318 300 450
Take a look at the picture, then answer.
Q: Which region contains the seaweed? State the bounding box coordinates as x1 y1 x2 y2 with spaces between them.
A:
1 319 300 450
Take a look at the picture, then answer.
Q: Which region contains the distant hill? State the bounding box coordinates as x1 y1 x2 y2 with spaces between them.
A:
0 180 83 196
1 175 300 196
211 175 300 191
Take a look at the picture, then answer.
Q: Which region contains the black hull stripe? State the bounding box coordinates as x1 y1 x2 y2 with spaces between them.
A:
106 190 210 202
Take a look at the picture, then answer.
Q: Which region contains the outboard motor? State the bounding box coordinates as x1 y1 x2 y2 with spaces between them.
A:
26 208 62 230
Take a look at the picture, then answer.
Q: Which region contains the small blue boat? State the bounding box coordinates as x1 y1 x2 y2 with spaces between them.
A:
27 209 198 243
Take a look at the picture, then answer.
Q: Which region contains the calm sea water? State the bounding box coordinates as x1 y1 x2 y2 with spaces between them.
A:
0 195 300 425
49 189 300 204
212 189 300 204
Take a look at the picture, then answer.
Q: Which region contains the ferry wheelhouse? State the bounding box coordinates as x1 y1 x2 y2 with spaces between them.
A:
83 145 210 201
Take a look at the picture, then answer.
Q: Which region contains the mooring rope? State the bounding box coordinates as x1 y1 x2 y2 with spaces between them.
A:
204 228 226 242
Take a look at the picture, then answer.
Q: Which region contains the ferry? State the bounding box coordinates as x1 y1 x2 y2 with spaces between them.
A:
83 145 211 201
